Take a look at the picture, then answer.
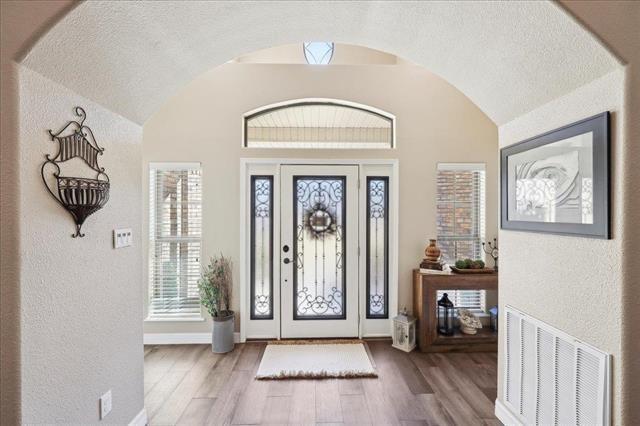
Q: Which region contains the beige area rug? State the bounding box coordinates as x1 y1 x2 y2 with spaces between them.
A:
255 340 377 379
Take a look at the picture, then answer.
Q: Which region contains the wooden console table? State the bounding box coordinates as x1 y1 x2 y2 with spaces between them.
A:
413 269 498 352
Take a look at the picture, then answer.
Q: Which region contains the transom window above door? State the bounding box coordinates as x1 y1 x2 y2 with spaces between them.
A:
243 99 395 149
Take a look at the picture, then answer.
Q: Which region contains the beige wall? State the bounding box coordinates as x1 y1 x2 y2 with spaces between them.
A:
143 62 498 335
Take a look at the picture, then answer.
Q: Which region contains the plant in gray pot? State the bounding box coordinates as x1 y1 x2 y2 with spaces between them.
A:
198 254 234 353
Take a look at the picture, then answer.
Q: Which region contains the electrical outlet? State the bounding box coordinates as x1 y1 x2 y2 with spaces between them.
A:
113 228 132 248
100 390 112 419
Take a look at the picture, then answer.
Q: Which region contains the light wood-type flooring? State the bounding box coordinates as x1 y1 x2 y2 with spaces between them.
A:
144 341 501 425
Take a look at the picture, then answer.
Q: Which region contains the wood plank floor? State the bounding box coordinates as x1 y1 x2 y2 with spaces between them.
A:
144 341 501 425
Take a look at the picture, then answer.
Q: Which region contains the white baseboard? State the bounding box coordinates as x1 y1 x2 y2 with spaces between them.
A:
361 333 392 339
129 408 147 426
495 399 522 426
144 332 241 345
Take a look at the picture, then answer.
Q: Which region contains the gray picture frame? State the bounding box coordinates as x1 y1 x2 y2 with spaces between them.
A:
500 112 610 239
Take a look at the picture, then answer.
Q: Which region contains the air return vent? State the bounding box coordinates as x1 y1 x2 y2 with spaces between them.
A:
502 306 610 425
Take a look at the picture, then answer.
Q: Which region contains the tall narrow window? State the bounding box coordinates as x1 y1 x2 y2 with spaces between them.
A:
367 177 389 318
436 163 486 311
251 176 274 319
148 163 202 319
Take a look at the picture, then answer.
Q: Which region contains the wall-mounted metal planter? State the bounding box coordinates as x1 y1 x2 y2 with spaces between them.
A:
41 107 110 237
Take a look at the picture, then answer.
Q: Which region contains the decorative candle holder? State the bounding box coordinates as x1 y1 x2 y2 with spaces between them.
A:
482 238 499 271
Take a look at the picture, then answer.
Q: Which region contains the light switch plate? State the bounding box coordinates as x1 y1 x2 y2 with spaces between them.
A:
113 228 132 248
100 389 112 419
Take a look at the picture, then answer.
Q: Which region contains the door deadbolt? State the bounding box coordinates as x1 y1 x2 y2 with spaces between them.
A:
283 245 290 253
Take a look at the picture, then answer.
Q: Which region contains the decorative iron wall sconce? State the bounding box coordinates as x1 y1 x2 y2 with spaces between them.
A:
41 107 110 237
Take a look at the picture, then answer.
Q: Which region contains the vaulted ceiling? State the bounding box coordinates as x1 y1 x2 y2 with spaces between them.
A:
21 1 620 126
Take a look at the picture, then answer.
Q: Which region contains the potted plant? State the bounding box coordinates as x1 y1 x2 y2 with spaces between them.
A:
198 254 234 353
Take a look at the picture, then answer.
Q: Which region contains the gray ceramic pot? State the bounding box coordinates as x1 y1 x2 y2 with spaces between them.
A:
212 311 235 353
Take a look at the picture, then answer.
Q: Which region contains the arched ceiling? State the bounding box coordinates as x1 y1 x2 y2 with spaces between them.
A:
21 1 620 126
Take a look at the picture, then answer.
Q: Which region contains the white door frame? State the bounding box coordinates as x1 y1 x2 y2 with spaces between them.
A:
239 158 399 342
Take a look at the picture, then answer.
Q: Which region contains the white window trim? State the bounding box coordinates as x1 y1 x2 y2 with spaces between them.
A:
144 316 205 322
146 162 204 321
239 158 399 342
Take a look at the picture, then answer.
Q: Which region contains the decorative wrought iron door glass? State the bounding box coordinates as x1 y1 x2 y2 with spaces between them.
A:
251 176 273 319
293 177 346 319
367 177 389 318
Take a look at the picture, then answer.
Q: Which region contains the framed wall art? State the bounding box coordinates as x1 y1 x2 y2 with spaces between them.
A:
500 112 610 239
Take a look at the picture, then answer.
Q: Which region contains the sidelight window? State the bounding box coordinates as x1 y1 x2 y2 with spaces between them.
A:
250 176 274 319
366 177 389 318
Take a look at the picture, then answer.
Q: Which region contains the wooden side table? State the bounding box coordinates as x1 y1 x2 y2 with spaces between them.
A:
412 269 498 352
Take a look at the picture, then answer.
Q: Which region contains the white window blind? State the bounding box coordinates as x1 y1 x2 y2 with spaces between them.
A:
148 163 202 319
436 163 486 311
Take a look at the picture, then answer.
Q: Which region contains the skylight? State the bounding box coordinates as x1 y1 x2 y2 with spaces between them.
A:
303 42 334 65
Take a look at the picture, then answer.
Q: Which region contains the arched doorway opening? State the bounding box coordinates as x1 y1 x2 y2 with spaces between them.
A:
3 1 634 424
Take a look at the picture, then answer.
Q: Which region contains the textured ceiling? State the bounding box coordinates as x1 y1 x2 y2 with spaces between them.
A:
21 1 620 125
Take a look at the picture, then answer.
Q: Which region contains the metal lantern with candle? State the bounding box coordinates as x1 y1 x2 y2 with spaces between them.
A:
489 306 499 332
437 293 456 336
392 307 416 352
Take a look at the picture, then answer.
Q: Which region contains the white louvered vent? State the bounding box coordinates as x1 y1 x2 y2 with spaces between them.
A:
503 306 610 426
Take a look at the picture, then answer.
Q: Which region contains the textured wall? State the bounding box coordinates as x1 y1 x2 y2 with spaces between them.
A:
558 3 640 423
0 1 77 423
142 62 498 335
18 67 144 424
497 69 625 423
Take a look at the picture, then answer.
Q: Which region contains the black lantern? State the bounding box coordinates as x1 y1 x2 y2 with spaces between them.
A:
437 293 455 336
489 306 498 332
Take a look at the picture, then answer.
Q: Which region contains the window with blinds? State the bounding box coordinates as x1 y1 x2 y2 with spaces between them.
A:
148 163 203 319
436 163 486 311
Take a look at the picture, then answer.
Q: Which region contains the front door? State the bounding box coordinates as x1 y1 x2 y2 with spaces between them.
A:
280 165 359 338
